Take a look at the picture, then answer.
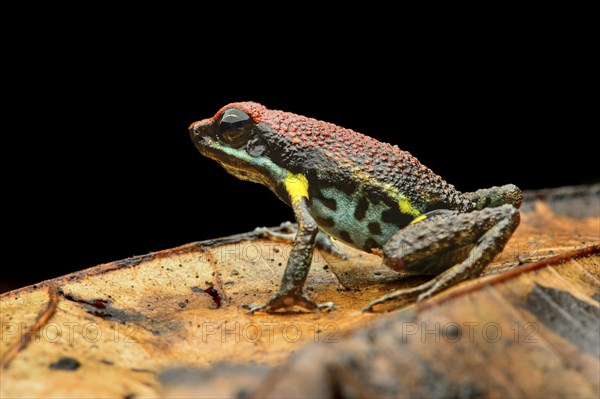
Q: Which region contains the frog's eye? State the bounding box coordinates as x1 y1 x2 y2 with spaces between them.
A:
219 108 251 148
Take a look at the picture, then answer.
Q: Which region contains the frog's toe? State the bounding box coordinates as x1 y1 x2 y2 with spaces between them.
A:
363 301 379 313
416 289 436 303
241 298 285 314
253 226 268 236
363 294 403 313
363 282 433 312
278 221 297 233
241 302 268 315
317 301 336 311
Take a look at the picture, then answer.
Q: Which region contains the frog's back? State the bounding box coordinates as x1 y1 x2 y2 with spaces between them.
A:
237 102 473 251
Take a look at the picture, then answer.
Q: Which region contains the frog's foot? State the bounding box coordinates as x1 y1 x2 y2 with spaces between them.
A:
242 290 336 314
363 280 435 312
253 221 297 241
254 222 347 260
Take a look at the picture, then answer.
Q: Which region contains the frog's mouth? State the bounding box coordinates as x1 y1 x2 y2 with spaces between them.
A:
195 136 286 190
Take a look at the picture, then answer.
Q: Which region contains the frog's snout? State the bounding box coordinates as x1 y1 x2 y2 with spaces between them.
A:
188 120 202 136
189 119 211 143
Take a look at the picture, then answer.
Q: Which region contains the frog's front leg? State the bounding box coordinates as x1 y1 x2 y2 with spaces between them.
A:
365 204 520 312
244 197 334 314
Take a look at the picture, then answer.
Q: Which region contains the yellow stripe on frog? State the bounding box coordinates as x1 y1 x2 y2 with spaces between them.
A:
398 195 421 216
285 171 309 205
410 214 428 224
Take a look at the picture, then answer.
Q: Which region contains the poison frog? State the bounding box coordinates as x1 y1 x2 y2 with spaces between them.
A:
189 102 521 313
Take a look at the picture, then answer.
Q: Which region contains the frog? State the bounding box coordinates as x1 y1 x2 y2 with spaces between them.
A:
189 102 521 313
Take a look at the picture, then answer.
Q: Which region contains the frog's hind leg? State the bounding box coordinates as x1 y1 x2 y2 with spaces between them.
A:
364 204 520 312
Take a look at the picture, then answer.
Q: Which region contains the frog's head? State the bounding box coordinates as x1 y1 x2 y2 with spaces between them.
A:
189 102 286 188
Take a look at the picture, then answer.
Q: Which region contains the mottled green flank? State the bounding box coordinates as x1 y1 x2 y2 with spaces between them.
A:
190 102 522 313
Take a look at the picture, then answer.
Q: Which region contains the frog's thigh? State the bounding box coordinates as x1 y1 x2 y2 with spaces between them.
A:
383 210 476 275
384 204 519 274
367 205 520 310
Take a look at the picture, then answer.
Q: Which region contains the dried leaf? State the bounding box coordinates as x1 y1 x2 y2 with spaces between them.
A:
1 185 598 398
254 245 600 398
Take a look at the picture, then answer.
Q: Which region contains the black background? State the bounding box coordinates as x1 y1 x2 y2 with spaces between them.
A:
5 15 597 293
